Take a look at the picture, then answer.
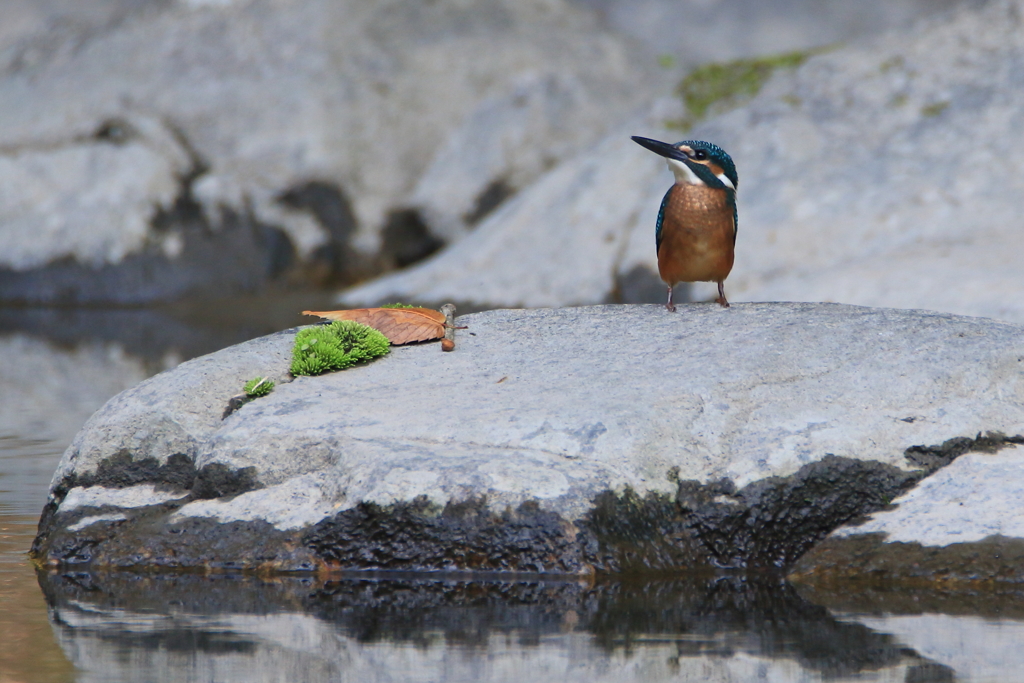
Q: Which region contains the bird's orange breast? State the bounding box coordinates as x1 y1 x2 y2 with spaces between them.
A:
657 184 735 287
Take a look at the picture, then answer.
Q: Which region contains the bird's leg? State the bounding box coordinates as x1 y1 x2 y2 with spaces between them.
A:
665 285 676 312
716 281 730 308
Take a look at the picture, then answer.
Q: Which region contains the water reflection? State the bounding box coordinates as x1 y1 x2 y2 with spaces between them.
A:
38 571 972 683
801 583 1024 683
0 292 336 366
1 513 76 683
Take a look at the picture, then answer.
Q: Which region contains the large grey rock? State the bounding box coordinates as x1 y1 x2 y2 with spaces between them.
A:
32 304 1024 576
340 0 1024 325
0 0 654 303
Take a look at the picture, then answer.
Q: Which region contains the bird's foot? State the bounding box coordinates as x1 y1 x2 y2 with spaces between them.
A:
716 282 730 308
665 285 677 312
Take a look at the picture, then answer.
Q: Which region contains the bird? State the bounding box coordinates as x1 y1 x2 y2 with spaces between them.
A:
631 136 738 311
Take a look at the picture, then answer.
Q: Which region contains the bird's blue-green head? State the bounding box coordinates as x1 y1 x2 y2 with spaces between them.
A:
631 136 737 192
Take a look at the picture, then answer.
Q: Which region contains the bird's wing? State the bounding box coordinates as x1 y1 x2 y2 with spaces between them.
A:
655 186 672 253
727 189 738 246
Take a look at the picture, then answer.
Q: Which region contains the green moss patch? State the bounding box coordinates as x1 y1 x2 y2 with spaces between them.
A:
243 376 275 398
920 101 949 118
291 321 390 376
671 49 822 130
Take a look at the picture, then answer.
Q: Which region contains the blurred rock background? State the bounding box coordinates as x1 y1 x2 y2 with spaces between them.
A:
0 0 651 303
0 0 982 312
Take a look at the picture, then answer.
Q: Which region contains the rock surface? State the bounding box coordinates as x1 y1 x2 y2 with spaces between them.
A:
0 0 654 303
340 0 1024 326
32 304 1024 576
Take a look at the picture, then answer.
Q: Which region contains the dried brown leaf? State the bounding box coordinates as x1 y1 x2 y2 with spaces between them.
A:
303 308 447 345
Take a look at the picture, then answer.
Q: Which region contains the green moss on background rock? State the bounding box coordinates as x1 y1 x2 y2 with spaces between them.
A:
920 100 949 117
243 376 275 398
380 302 415 309
291 321 390 376
671 49 822 130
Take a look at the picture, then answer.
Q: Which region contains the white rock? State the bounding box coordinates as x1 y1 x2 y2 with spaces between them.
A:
66 513 128 532
0 125 190 270
169 473 339 530
60 484 187 512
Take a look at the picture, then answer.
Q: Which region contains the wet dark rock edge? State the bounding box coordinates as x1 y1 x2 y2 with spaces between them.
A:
304 433 1023 575
32 450 271 569
794 573 1024 618
33 433 1024 578
791 534 1024 585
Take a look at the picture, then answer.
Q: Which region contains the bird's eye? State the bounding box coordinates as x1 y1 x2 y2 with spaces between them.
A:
693 150 708 161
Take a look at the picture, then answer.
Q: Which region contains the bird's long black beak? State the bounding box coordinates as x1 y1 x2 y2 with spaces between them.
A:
631 136 687 162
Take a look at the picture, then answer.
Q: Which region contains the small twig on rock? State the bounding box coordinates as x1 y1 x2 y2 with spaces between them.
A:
223 394 250 419
441 303 457 352
223 375 292 419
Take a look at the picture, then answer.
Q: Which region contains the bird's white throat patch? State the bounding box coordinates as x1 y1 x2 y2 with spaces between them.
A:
666 158 704 186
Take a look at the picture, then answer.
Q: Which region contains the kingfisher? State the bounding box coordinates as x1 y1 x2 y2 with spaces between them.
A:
631 136 738 311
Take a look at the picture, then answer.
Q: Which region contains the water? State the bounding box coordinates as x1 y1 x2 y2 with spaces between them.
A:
3 301 1024 683
30 572 966 683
